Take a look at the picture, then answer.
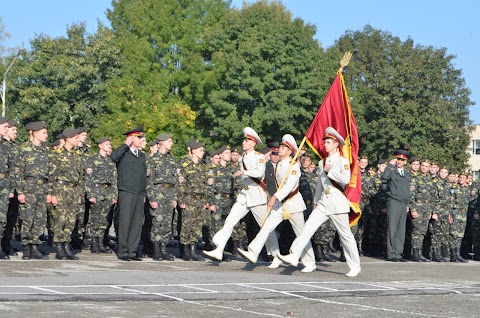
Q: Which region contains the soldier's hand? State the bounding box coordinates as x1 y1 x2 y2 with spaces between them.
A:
150 201 158 209
112 199 117 204
89 198 97 204
431 213 438 221
18 194 26 204
51 196 58 206
268 195 277 209
172 200 177 208
78 196 82 204
209 205 216 212
232 170 243 178
474 213 480 221
46 195 52 204
411 211 419 219
381 208 388 214
124 136 135 146
8 192 14 198
180 203 186 209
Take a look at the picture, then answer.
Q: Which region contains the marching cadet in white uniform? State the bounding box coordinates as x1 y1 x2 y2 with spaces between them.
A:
204 127 279 263
278 127 361 277
237 134 317 272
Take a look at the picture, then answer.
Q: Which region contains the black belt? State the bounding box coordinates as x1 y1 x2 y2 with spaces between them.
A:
155 183 175 189
57 180 79 188
24 176 48 185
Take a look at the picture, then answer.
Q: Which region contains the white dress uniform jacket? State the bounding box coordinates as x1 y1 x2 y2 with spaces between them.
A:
314 152 351 214
237 151 267 207
273 158 305 213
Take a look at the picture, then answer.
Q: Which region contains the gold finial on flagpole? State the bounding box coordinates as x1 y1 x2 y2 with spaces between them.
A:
338 51 352 72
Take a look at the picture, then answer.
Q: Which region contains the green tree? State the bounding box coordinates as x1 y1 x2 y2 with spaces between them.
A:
200 0 335 147
7 23 121 140
334 25 474 170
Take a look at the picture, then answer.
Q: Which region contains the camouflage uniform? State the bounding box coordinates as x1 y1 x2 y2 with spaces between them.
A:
449 183 470 248
146 151 177 244
85 152 117 241
410 173 436 259
428 175 451 260
211 163 234 238
0 137 14 258
15 142 50 247
352 169 372 252
71 147 90 247
229 160 247 243
49 147 84 244
364 171 388 256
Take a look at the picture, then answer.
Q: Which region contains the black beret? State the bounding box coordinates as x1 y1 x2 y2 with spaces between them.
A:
77 127 88 133
62 127 79 138
190 140 204 150
148 139 159 147
408 156 419 164
96 137 110 144
157 133 172 141
7 120 17 127
25 121 47 131
231 147 241 153
56 133 64 139
216 145 231 155
377 159 388 165
51 139 61 147
0 117 9 124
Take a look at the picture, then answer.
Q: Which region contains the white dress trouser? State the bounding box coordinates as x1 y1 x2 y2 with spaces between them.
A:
212 201 279 255
248 207 315 266
290 204 360 270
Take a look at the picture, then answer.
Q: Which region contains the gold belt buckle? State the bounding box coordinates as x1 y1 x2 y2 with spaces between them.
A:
325 189 330 195
244 186 249 190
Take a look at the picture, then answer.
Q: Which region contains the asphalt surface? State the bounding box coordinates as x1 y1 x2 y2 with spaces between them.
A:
0 244 479 318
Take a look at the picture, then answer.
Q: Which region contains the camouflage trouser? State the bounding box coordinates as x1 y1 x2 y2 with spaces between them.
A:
51 186 80 243
149 187 176 243
411 204 430 249
0 183 9 240
19 183 48 245
90 198 112 238
449 208 468 247
352 200 370 245
313 218 336 245
180 195 207 245
472 217 480 253
429 215 449 248
76 196 86 235
210 195 231 239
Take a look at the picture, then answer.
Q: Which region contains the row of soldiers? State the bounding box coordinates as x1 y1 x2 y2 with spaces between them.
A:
356 156 480 262
2 116 480 264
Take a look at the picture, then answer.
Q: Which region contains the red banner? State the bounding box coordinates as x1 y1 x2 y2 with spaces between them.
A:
305 72 361 226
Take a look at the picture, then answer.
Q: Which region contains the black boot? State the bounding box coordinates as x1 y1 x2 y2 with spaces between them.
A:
182 244 191 261
419 248 431 262
450 247 459 262
231 240 239 256
152 241 163 261
441 245 449 259
98 238 112 254
432 246 444 262
190 244 204 261
55 243 67 260
473 246 480 261
411 248 422 262
31 244 48 260
357 243 364 256
321 244 337 262
90 238 99 254
160 242 174 261
338 248 346 262
455 247 468 263
63 243 79 260
22 244 31 260
313 243 325 262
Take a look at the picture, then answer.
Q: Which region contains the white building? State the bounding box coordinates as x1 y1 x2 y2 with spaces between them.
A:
468 124 480 180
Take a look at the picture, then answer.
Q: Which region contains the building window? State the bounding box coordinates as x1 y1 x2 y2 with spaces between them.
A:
473 140 480 155
473 171 480 181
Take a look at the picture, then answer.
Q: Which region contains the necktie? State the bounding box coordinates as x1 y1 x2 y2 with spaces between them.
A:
134 150 138 157
400 169 404 177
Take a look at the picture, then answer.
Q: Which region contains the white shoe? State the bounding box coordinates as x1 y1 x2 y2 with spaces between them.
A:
203 247 223 261
300 264 317 273
267 257 283 269
237 248 258 264
277 253 299 267
345 267 361 277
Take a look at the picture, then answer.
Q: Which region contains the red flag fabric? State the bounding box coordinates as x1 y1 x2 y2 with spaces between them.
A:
305 71 361 226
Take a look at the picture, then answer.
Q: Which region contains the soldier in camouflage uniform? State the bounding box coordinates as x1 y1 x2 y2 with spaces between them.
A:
228 147 247 253
15 122 50 260
49 128 84 260
177 140 214 261
0 117 15 259
85 137 117 254
2 119 20 256
352 155 372 256
460 173 478 260
409 159 436 262
146 134 177 261
428 165 451 262
448 171 470 262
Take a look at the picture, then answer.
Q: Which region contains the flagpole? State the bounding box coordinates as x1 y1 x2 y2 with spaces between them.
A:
260 136 307 227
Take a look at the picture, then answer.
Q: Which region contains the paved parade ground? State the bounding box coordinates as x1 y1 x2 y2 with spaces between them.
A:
0 247 479 318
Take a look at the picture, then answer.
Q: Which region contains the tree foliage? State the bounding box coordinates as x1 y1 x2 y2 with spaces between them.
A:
7 23 121 140
200 0 335 147
334 26 474 170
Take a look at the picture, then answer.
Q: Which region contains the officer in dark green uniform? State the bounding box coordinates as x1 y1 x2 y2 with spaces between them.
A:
381 149 411 262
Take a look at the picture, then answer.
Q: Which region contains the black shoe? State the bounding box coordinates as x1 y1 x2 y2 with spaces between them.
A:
387 258 398 262
160 242 174 261
397 257 407 262
63 243 79 260
130 256 143 261
22 245 31 260
262 255 274 262
31 245 48 260
55 243 67 260
118 256 130 261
